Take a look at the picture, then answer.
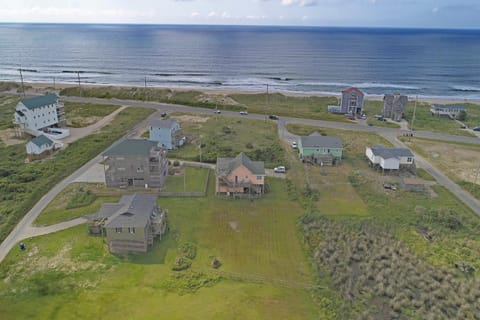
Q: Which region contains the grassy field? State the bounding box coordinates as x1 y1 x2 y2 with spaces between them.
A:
0 96 20 130
163 167 209 193
168 113 285 168
34 183 120 226
0 178 320 320
401 137 480 200
64 102 119 128
0 106 154 243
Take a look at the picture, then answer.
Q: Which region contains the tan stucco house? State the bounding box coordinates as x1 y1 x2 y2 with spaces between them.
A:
216 152 265 197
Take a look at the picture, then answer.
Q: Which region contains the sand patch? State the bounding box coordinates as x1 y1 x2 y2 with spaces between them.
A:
197 94 242 107
175 115 209 123
229 221 239 232
0 128 26 145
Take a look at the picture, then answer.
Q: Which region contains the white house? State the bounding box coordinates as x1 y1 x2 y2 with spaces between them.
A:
366 145 415 171
149 119 185 150
430 104 466 119
14 93 66 134
26 134 56 156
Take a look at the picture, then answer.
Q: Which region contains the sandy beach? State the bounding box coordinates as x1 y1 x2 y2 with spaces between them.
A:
5 81 479 106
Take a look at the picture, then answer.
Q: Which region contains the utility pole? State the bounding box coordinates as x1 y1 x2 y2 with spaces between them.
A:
264 84 269 122
144 76 147 101
19 68 26 98
184 167 186 192
199 138 202 163
76 71 82 96
411 95 418 132
53 77 56 91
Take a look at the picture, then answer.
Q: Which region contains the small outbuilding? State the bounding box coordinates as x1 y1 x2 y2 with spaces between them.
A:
25 134 62 160
430 105 466 119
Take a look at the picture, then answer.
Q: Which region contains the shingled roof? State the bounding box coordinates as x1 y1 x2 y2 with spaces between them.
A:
341 87 364 96
150 118 179 129
216 152 265 177
30 134 54 148
300 135 343 149
103 139 159 157
102 194 159 229
370 145 414 159
20 93 59 110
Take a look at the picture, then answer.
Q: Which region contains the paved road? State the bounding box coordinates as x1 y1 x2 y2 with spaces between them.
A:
0 109 159 264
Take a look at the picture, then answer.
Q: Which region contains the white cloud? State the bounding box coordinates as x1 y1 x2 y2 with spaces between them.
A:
207 11 217 17
190 11 199 18
281 0 318 7
221 11 230 19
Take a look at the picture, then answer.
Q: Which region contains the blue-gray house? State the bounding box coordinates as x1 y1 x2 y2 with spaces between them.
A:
328 87 365 114
149 119 184 150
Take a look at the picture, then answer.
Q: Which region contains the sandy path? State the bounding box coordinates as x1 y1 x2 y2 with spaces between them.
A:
62 105 127 145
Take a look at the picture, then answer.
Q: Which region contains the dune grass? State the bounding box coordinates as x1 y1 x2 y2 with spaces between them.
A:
168 114 285 168
64 101 119 128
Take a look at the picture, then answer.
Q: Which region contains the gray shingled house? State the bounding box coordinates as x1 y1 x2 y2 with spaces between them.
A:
103 139 168 188
382 94 408 121
88 194 167 253
216 152 265 197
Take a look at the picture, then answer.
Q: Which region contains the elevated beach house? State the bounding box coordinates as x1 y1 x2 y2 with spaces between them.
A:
430 104 466 119
88 194 167 253
149 118 185 150
216 152 265 197
298 133 343 165
13 93 67 135
328 87 364 114
103 139 168 188
382 94 408 121
366 145 415 172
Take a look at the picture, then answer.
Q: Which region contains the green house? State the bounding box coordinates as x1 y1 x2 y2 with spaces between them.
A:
298 134 343 165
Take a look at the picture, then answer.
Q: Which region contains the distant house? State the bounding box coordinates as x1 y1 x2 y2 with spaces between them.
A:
430 105 466 119
13 93 67 136
383 94 408 121
88 194 167 253
149 119 185 150
328 87 364 114
216 152 265 197
366 145 415 171
103 139 168 188
298 133 343 165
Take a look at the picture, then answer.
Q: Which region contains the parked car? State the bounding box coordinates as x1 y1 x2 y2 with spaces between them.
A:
383 183 397 191
460 124 467 129
214 110 221 114
269 115 279 120
160 112 167 118
274 166 286 173
239 111 248 115
291 141 297 148
473 127 480 131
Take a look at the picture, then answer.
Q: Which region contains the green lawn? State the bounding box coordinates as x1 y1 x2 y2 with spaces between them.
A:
34 183 120 226
168 114 285 168
0 178 319 320
163 167 209 193
64 101 119 128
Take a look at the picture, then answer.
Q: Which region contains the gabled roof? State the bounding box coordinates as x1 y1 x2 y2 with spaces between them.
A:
341 87 364 96
150 118 179 129
216 152 265 177
370 145 414 159
300 135 343 149
20 93 58 110
103 194 159 229
30 134 54 148
431 104 465 111
103 139 158 157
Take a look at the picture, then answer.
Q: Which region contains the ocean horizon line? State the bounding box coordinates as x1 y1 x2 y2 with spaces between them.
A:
0 22 479 32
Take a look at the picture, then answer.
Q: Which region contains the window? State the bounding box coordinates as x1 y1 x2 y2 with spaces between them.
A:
128 227 135 234
115 227 122 233
257 176 263 180
407 157 413 163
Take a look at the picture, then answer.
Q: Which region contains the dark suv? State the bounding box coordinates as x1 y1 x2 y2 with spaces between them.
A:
269 115 279 120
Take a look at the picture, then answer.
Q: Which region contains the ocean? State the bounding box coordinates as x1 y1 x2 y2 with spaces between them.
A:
0 23 479 100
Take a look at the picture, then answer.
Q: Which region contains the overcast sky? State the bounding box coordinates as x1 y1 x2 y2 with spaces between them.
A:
1 0 479 28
